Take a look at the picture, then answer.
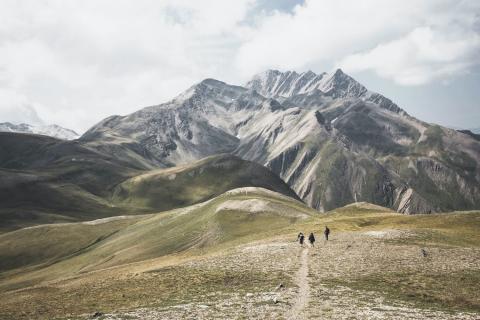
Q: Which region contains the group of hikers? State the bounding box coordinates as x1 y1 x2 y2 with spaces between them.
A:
297 226 330 247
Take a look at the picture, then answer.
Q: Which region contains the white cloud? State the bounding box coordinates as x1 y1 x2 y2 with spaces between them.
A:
0 0 478 132
0 0 255 132
0 89 44 125
236 0 480 84
235 0 420 75
336 20 480 85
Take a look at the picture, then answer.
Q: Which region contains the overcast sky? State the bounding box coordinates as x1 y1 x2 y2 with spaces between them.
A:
0 0 479 133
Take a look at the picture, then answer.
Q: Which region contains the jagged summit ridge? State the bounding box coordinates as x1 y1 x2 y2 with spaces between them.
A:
246 68 403 114
318 68 368 98
246 69 327 98
246 68 368 98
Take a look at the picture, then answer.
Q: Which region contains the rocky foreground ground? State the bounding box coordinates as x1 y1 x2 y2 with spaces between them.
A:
1 204 479 320
61 230 479 319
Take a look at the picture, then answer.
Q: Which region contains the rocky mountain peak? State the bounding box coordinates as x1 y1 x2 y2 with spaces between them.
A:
245 68 405 114
200 78 225 85
334 68 344 75
170 78 248 111
319 68 367 98
246 68 369 99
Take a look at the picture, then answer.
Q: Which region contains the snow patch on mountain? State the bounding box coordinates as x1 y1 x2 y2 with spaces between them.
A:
0 122 79 140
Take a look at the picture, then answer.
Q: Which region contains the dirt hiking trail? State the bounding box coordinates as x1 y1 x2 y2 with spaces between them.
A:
286 247 310 320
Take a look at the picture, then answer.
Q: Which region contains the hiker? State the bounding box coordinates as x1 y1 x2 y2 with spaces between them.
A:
308 232 315 247
324 226 330 241
297 232 305 247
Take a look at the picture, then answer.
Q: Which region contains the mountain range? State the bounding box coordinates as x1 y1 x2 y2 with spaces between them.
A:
1 69 480 319
80 69 480 214
1 68 479 233
0 122 79 140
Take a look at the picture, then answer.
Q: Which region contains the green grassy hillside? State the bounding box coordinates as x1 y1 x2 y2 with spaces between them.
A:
0 133 146 231
112 154 300 211
0 187 313 290
0 134 300 232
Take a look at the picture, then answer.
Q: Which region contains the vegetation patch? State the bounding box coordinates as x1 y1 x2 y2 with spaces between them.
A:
1 264 291 320
324 270 480 313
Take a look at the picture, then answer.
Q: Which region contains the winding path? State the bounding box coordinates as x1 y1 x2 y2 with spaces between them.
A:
286 247 310 320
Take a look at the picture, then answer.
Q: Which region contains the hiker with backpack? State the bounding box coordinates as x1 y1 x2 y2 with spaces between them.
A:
308 232 315 247
324 226 330 241
297 232 305 247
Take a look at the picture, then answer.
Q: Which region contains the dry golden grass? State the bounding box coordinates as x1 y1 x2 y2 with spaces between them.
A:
0 199 479 319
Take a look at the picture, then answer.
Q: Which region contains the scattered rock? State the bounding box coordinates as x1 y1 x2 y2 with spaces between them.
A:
421 248 428 257
364 231 388 238
92 311 103 318
276 283 285 290
273 297 279 304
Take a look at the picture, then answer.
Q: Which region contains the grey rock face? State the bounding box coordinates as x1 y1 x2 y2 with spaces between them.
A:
81 79 243 166
82 70 480 214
